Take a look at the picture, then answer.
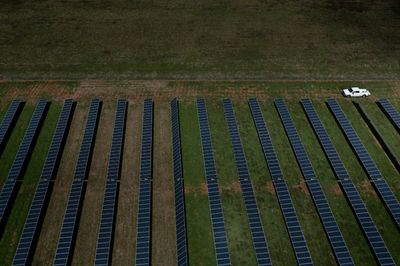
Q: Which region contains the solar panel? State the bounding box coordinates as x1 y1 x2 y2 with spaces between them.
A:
377 98 400 133
0 100 24 155
248 98 312 266
170 98 188 266
135 98 153 266
223 99 271 266
301 98 394 265
0 99 48 232
196 98 231 266
13 99 74 266
326 98 400 230
53 99 101 266
95 99 127 266
275 98 353 266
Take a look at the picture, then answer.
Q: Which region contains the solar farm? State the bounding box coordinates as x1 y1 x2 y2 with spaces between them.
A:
0 81 399 266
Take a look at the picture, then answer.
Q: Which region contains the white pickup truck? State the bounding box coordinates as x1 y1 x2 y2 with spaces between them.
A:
342 87 371 97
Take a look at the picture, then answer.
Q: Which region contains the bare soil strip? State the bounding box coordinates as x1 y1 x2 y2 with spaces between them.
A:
71 102 114 265
152 101 176 265
32 105 86 265
112 102 142 265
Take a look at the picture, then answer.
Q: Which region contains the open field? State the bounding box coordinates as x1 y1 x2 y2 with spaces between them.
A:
0 80 399 265
1 0 400 79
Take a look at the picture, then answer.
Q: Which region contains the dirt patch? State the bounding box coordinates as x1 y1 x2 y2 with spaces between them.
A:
292 181 310 196
333 183 343 196
152 101 176 265
358 179 378 199
32 105 86 264
112 102 142 265
265 180 275 194
230 180 242 193
71 103 114 265
200 182 208 195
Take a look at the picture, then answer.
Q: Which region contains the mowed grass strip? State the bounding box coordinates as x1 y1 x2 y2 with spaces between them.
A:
207 100 256 265
260 100 336 265
180 102 215 265
234 101 297 265
0 102 61 265
288 99 375 265
318 99 400 264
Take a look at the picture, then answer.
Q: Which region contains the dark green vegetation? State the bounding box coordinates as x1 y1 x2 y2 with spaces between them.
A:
1 0 400 79
0 81 399 265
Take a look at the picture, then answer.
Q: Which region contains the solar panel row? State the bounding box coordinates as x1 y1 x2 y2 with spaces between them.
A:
13 99 74 266
222 99 271 266
54 99 101 266
196 98 231 266
377 98 400 133
135 98 153 266
326 99 400 230
170 98 188 266
275 98 354 266
0 100 24 154
248 98 313 266
95 99 127 266
0 99 48 231
301 98 395 266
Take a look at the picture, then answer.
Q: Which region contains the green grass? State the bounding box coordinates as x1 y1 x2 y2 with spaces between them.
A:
1 1 400 79
0 102 61 265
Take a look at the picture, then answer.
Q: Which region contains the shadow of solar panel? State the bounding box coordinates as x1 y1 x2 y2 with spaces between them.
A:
326 98 400 230
377 98 400 133
275 98 353 266
170 98 188 266
0 99 48 234
135 99 153 266
0 100 24 155
301 98 394 265
53 99 101 266
223 99 271 266
248 98 312 266
12 99 74 266
196 98 231 266
95 99 127 266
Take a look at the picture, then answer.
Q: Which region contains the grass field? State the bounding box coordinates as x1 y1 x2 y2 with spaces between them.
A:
0 81 399 265
1 0 400 79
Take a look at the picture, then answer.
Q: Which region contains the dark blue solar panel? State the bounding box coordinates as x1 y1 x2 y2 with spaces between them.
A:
377 98 400 133
248 98 312 266
135 98 153 266
53 99 101 266
0 99 48 230
95 99 127 266
171 98 188 266
275 98 353 266
0 100 24 155
223 99 271 266
301 98 394 265
196 98 231 266
12 99 74 266
327 98 400 230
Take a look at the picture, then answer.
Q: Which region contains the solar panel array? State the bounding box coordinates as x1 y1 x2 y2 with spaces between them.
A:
13 99 74 266
135 98 154 266
95 99 127 265
377 98 400 133
222 99 271 266
275 98 354 266
301 98 395 265
54 99 101 266
0 99 48 229
196 98 231 266
248 98 313 266
170 98 188 266
326 98 400 230
0 100 23 153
